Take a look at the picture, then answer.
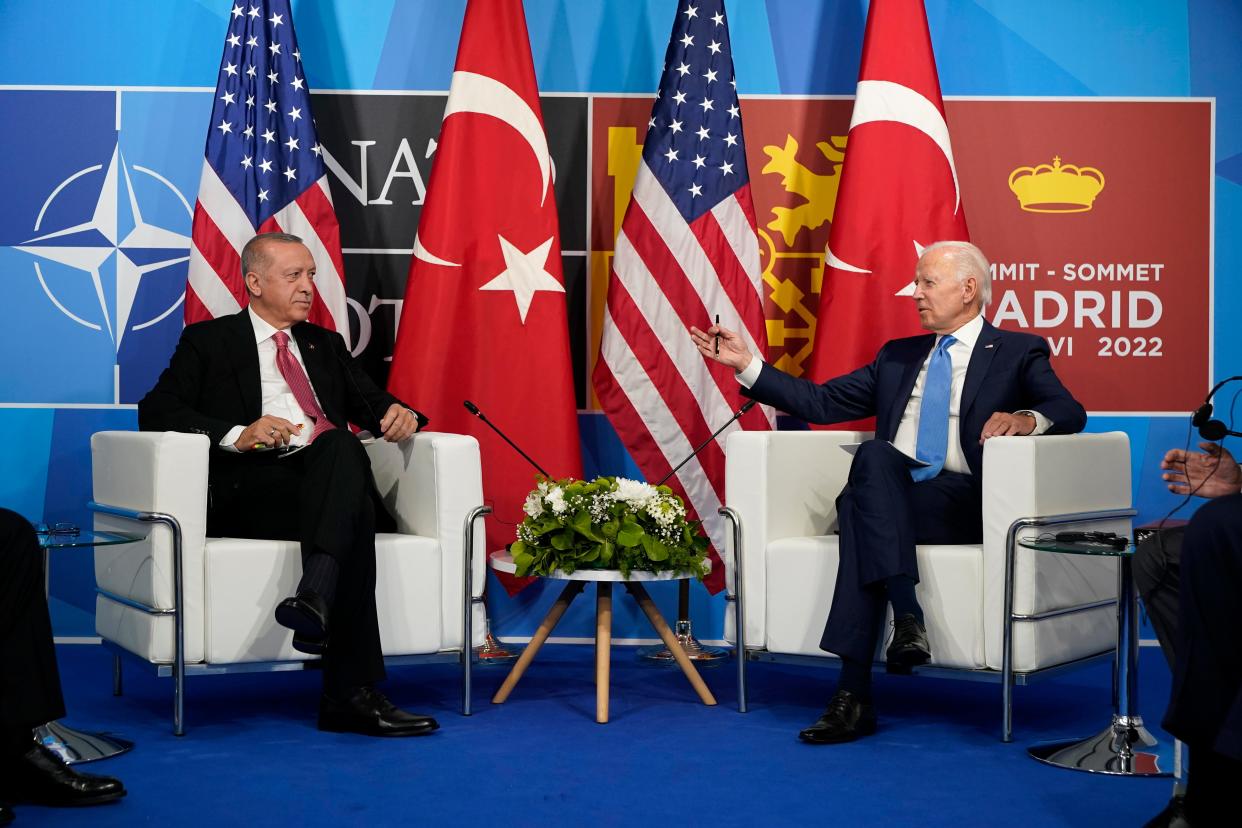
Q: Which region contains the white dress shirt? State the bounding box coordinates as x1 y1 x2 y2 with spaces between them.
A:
735 313 1051 474
220 307 325 451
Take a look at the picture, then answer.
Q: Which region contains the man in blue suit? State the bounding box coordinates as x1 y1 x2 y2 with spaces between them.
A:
692 241 1086 743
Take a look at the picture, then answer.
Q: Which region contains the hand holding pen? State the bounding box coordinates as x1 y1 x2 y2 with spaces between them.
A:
235 416 304 451
689 319 755 373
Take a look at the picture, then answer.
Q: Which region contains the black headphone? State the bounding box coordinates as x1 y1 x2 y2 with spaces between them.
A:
1192 376 1242 441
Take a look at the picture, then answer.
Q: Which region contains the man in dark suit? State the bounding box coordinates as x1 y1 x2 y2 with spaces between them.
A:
140 232 436 737
1139 442 1242 827
1 509 125 821
692 240 1086 743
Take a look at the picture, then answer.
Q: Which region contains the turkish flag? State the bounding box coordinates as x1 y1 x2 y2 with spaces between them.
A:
388 0 582 594
808 0 969 407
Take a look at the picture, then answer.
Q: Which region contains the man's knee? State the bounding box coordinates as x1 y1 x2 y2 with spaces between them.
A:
849 439 909 478
310 430 371 467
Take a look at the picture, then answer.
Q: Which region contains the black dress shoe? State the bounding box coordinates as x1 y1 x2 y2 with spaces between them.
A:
798 690 877 744
275 590 329 648
1143 794 1193 828
291 632 328 656
318 687 439 737
0 801 12 825
886 613 931 673
0 743 125 807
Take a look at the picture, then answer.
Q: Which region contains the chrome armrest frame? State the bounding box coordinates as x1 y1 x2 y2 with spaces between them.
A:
461 505 491 717
1001 507 1136 742
88 500 186 735
718 506 746 713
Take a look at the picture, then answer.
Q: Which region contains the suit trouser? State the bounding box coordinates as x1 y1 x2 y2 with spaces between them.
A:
819 440 983 663
207 430 385 693
1162 494 1242 760
0 509 66 733
1133 525 1185 670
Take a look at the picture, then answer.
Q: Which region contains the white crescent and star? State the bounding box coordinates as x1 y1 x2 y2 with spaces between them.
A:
479 234 563 324
826 79 961 296
412 70 565 325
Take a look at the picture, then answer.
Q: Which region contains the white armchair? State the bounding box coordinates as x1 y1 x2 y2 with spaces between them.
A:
720 430 1134 741
88 430 488 735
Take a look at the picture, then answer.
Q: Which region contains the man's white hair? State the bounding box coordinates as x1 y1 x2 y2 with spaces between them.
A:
919 240 992 308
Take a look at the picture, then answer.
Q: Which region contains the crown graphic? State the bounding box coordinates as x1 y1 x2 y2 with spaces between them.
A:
1007 156 1105 213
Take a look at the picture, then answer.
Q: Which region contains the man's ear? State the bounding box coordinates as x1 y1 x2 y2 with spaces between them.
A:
962 275 978 305
245 272 260 297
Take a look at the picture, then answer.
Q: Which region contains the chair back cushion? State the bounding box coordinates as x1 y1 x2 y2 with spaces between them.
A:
724 430 869 646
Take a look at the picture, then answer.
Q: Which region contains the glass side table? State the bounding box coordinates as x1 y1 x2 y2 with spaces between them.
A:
37 528 143 764
1019 536 1170 776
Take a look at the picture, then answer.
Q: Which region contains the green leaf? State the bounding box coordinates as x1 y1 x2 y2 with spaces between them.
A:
551 529 576 550
617 521 643 547
511 540 527 557
571 509 602 541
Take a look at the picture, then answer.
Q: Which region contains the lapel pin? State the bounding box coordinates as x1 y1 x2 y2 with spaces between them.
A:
984 344 994 349
308 344 316 351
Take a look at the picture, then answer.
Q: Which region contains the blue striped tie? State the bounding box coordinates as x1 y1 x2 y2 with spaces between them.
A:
912 335 956 482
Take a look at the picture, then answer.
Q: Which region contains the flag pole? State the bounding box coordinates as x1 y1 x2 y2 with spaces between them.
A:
473 578 521 665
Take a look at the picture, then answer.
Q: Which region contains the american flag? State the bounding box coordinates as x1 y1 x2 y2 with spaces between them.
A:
184 0 347 341
593 0 772 594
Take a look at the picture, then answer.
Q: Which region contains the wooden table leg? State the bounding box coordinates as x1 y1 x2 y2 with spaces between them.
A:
596 582 613 723
492 580 586 704
626 582 717 706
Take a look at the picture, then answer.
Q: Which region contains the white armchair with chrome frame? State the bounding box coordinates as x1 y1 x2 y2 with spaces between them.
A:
719 430 1134 741
88 430 489 735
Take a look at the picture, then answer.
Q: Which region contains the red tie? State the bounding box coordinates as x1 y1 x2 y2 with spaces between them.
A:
273 331 335 443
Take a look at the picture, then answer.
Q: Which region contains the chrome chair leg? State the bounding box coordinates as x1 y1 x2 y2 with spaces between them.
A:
461 505 491 717
112 654 123 697
719 506 747 713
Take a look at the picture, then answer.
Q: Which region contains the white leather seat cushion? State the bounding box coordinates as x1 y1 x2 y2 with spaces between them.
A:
763 535 1117 672
765 537 986 669
202 534 444 663
96 533 448 665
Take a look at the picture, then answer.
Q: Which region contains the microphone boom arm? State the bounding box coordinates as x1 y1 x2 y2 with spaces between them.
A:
463 400 553 479
656 400 756 487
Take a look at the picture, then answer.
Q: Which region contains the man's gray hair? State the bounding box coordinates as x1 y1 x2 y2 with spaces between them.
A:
920 240 992 308
241 232 304 281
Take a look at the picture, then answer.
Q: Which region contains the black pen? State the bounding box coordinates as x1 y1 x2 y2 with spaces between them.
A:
714 313 720 356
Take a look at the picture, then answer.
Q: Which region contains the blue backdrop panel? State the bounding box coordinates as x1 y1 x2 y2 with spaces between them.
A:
0 409 55 520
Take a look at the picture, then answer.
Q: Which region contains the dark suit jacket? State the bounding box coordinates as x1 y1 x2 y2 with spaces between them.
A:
744 319 1087 477
138 309 418 485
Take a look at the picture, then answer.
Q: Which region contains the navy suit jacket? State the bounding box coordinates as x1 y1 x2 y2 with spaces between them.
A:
744 319 1087 478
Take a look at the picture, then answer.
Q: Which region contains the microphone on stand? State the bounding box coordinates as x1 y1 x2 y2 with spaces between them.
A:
656 400 757 487
463 400 553 478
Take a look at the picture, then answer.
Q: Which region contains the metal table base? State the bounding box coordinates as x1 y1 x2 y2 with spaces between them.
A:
1027 549 1170 776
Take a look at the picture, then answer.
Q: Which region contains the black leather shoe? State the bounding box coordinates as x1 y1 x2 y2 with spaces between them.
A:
291 632 328 656
0 743 125 807
886 613 931 674
1143 795 1193 828
318 687 439 737
798 690 877 744
275 590 329 645
0 801 12 825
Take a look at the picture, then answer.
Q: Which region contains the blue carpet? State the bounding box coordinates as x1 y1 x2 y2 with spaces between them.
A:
24 643 1176 826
